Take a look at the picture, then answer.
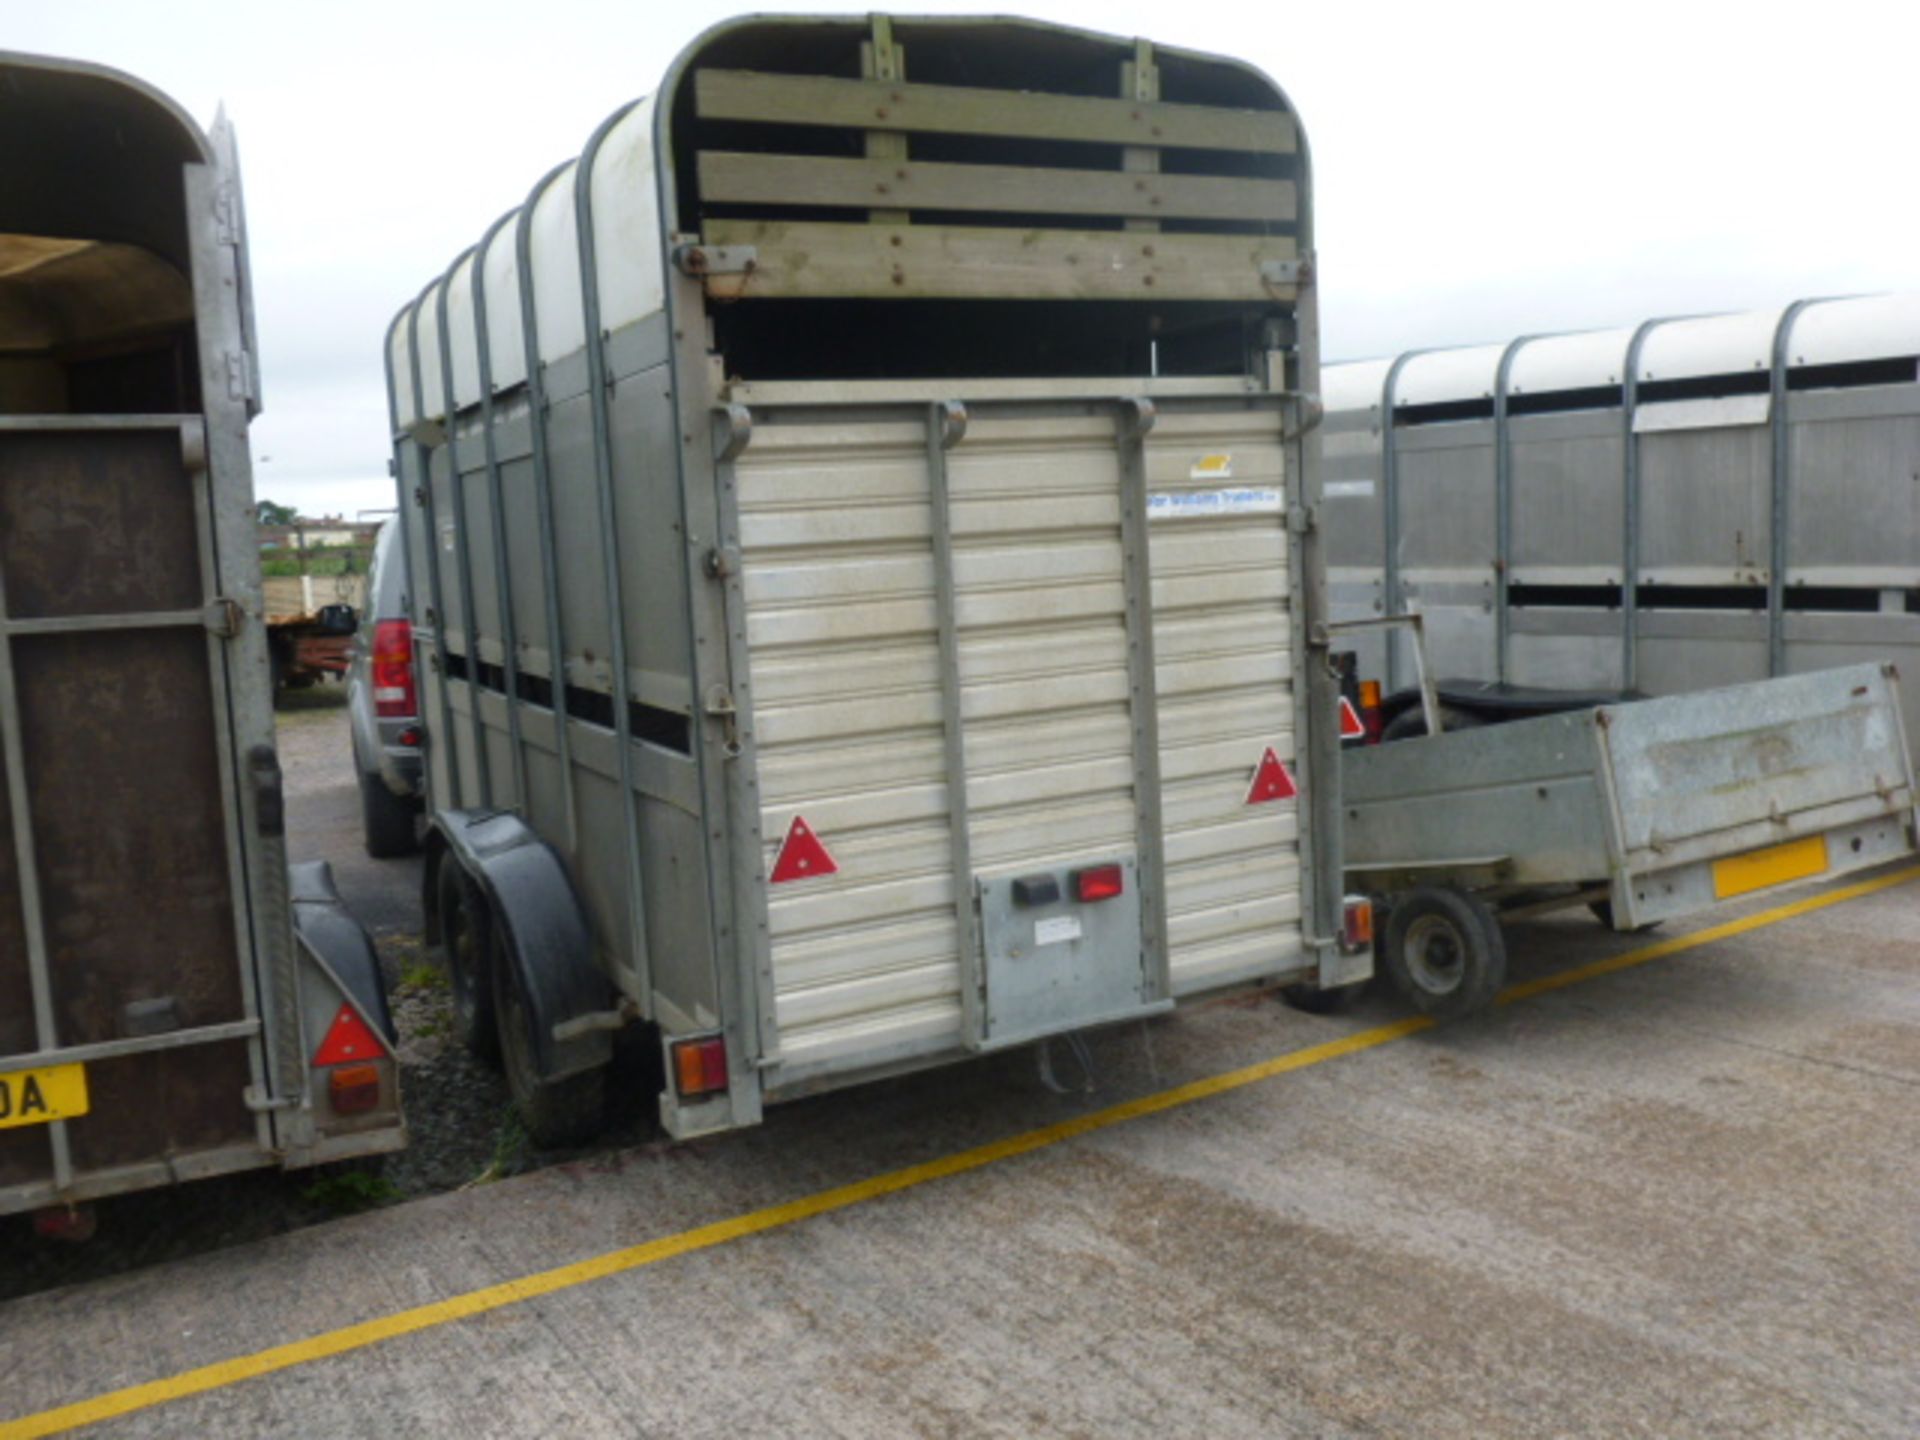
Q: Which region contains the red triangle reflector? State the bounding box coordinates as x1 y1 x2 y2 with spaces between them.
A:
1338 696 1366 740
770 815 838 884
1246 746 1298 804
313 1003 386 1067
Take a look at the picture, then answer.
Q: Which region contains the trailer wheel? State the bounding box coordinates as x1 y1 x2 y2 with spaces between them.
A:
1382 886 1506 1020
1280 979 1368 1014
435 858 499 1065
493 931 607 1150
1587 900 1663 935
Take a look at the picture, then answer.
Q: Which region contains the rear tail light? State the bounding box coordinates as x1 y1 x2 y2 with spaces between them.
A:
672 1036 729 1099
1073 864 1125 903
1359 680 1385 745
1341 896 1375 953
371 618 417 719
328 1064 382 1115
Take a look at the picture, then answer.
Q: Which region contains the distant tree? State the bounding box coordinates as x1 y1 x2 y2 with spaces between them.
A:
257 499 298 526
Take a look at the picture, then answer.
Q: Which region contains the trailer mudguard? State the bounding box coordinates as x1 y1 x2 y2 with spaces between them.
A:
428 810 613 1080
289 860 395 1041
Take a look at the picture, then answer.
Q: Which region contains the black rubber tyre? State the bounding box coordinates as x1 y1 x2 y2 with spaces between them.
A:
1280 980 1368 1015
1587 899 1663 935
435 857 500 1065
359 769 419 859
1381 886 1507 1020
1380 703 1486 743
493 929 607 1150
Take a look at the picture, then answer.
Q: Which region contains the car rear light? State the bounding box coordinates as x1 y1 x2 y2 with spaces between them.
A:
1359 680 1385 745
1341 896 1375 953
672 1036 729 1099
1073 864 1125 903
328 1064 382 1115
397 726 422 748
372 618 417 719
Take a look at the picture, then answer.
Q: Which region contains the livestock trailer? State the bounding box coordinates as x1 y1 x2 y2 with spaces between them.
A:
387 14 1364 1144
0 53 403 1222
1320 294 1920 745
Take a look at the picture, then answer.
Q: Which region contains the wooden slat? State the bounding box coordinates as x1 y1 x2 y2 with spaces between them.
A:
700 220 1298 303
695 69 1297 155
698 152 1296 224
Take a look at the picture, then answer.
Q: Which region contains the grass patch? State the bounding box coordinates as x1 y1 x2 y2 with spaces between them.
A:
302 1168 400 1215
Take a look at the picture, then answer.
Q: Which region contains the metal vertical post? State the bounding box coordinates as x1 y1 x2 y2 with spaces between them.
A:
574 106 653 1001
1768 299 1821 678
514 164 581 852
0 564 72 1190
433 262 494 809
470 214 528 811
1620 317 1669 691
1116 398 1171 1000
923 401 985 1042
406 297 463 810
1492 336 1536 685
1378 349 1428 692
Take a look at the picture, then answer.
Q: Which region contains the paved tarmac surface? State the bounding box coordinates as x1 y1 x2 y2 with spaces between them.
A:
2 855 1916 1438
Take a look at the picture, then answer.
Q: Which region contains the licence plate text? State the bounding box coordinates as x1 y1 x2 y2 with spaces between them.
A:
0 1062 89 1130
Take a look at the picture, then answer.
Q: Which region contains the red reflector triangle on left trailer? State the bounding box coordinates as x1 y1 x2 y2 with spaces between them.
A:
770 815 839 884
1338 696 1367 740
313 1003 386 1066
1246 746 1298 804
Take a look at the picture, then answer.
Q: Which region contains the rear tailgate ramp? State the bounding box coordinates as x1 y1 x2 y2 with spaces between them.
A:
1598 663 1917 923
735 396 1309 1086
0 424 269 1209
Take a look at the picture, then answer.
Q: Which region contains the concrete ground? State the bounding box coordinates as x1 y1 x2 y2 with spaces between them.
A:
2 855 1916 1438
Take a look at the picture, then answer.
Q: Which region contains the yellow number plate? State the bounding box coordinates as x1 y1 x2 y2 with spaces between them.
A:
1712 835 1830 900
0 1062 89 1131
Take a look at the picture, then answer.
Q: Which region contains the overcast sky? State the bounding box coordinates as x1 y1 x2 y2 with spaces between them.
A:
11 0 1917 518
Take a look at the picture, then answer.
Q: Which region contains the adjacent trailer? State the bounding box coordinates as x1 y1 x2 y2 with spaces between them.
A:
0 54 403 1221
1320 294 1920 746
387 14 1364 1143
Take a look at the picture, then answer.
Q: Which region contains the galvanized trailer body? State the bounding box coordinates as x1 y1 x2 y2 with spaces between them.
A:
1345 664 1918 930
388 15 1356 1140
1320 295 1920 750
0 54 403 1216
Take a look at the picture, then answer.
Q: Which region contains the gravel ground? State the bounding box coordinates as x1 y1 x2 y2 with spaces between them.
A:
0 687 649 1300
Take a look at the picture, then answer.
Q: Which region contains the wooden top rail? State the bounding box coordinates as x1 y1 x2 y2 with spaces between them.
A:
697 152 1297 224
693 69 1298 155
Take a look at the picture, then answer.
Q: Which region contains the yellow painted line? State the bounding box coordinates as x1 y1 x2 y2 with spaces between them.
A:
6 862 1917 1440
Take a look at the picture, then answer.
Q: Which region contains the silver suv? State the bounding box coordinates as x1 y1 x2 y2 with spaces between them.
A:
347 518 423 856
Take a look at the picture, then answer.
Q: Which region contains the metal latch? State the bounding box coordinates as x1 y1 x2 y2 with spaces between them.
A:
1288 503 1317 536
674 244 758 278
705 685 742 757
225 350 256 404
202 597 245 637
705 545 741 580
1261 257 1314 287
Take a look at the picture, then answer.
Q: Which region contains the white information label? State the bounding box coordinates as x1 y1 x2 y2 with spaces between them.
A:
1034 915 1083 947
1148 487 1283 522
1322 480 1376 499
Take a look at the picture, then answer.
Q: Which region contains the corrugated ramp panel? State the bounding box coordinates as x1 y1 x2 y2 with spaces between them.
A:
740 401 1305 1074
1145 409 1304 993
740 419 961 1071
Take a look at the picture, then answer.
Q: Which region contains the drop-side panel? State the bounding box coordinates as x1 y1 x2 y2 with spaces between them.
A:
737 396 1309 1081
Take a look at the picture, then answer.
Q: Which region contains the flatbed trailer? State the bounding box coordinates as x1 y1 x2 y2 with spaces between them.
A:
1341 659 1919 1015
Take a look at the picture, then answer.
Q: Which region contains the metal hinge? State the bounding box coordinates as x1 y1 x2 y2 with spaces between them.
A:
1261 256 1314 287
225 350 256 404
1288 503 1317 536
202 597 245 637
214 181 242 246
674 244 758 278
704 545 741 580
